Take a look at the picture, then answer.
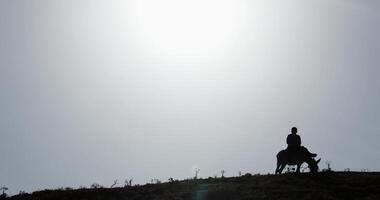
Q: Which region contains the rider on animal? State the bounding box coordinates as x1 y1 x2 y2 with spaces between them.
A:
275 126 320 174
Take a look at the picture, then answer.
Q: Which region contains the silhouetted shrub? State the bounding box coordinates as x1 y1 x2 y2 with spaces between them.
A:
243 173 252 177
0 187 8 199
168 178 178 183
90 183 103 189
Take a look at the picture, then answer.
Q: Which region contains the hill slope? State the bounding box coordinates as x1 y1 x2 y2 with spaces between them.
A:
7 172 380 200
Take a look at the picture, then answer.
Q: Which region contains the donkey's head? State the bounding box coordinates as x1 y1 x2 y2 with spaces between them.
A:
307 158 321 173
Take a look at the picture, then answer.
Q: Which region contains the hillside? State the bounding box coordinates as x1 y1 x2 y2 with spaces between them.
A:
6 172 380 200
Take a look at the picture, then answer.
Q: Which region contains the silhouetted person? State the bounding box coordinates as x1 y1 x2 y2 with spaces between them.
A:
287 127 301 149
286 127 317 157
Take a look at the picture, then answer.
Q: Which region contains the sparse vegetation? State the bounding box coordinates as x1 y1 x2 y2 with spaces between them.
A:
124 178 133 187
168 177 179 183
221 170 225 178
243 173 252 177
326 160 332 171
193 168 200 179
150 179 161 184
0 187 8 199
110 180 118 188
90 183 103 189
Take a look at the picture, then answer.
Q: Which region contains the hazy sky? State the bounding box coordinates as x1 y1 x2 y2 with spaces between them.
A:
1 0 380 194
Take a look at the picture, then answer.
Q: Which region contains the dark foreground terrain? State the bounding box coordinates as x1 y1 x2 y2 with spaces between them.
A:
7 172 380 200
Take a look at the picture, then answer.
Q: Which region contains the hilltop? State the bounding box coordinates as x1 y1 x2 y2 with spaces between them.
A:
6 172 380 200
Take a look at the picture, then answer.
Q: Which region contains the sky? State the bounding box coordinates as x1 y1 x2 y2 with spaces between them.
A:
1 0 380 194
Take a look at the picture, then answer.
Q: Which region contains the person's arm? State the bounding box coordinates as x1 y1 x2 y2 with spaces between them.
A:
296 135 301 146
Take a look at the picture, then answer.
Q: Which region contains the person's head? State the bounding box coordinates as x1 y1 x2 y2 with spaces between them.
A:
291 127 297 134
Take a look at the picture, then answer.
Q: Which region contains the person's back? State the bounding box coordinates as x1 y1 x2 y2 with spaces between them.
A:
287 131 301 148
286 127 301 154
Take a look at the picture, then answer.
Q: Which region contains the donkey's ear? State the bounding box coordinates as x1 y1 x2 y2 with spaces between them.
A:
316 158 321 164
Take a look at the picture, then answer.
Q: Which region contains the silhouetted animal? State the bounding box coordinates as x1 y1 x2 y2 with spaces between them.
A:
276 147 320 174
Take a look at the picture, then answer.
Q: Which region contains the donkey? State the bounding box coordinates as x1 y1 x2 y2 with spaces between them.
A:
276 147 321 174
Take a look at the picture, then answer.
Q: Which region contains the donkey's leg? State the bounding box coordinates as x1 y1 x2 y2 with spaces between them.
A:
296 164 301 173
275 160 281 174
278 164 286 174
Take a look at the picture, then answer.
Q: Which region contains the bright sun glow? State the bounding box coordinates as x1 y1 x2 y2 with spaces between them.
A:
130 0 246 58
